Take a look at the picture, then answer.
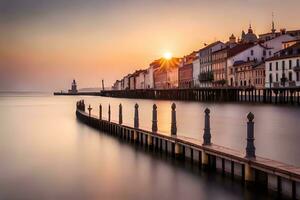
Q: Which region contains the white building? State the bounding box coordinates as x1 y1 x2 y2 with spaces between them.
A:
227 43 269 86
226 34 295 87
263 34 295 56
123 74 131 90
144 66 154 89
135 70 147 89
265 42 300 88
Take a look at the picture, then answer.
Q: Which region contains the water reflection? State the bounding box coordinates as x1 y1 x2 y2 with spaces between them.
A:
87 96 300 166
0 94 297 199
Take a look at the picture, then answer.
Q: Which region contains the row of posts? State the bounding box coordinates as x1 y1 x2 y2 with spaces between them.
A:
78 100 256 159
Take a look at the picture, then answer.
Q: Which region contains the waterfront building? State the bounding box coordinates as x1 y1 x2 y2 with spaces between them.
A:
265 42 300 88
129 71 141 90
263 34 295 56
234 61 265 88
196 41 226 88
144 65 154 89
212 47 229 87
123 74 131 90
192 53 200 87
211 35 237 87
227 43 270 86
112 80 122 90
68 79 78 93
153 58 180 89
135 69 147 89
179 52 196 88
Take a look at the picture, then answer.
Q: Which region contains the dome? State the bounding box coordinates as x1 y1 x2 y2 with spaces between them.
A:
241 24 257 43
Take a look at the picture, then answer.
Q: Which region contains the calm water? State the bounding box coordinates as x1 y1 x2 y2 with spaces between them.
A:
0 93 299 200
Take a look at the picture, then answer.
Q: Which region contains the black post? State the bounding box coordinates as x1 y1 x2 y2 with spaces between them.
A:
88 104 92 117
119 103 122 124
171 103 177 136
152 104 158 132
203 108 211 145
246 112 256 158
108 104 111 122
134 103 139 128
99 104 102 120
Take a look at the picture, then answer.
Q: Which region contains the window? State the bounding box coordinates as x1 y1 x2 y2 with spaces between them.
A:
289 72 293 81
269 51 272 56
289 60 292 69
251 50 254 56
269 63 272 71
269 74 273 83
276 62 278 70
297 72 300 82
263 50 266 56
297 59 300 67
276 73 278 82
282 60 285 70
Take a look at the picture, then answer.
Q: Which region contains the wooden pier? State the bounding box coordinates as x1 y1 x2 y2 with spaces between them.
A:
100 87 300 105
76 100 300 199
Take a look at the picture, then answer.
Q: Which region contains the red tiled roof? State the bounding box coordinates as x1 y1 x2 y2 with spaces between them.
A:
227 43 255 58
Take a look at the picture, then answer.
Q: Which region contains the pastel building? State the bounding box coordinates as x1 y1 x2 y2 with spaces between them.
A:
234 61 265 88
196 41 226 88
179 52 196 88
153 58 181 89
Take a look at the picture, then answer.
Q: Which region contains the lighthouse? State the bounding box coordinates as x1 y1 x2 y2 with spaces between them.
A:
69 79 78 94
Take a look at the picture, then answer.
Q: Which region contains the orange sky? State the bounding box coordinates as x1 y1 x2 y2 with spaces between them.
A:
1 0 300 91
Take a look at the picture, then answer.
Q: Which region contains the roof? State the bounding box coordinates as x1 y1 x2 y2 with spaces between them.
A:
198 41 224 52
286 29 300 33
266 42 300 61
212 46 229 54
253 61 265 69
227 43 255 58
233 60 249 66
266 53 300 62
233 60 265 69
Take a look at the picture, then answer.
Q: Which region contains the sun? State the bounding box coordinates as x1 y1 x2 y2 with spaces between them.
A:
163 52 172 60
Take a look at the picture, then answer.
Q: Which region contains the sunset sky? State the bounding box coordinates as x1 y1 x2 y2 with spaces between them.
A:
1 0 300 91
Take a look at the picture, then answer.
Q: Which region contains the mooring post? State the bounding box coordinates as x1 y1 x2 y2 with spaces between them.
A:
244 112 255 182
119 103 122 125
88 104 92 117
134 103 139 128
108 104 111 122
171 103 177 136
99 104 102 120
246 112 255 158
203 108 211 145
201 108 211 166
152 104 158 133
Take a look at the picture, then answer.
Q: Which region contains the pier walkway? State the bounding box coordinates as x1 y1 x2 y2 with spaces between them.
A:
76 100 300 199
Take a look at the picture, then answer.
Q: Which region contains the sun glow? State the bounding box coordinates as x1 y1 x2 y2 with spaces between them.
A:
163 52 172 60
